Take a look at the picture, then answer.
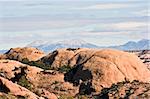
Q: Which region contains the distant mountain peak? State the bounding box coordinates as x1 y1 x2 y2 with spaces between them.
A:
56 39 87 46
109 39 150 50
27 40 47 47
27 39 98 53
26 39 150 53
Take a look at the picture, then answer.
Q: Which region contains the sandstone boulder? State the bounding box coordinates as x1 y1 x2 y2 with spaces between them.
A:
0 59 42 80
0 59 58 98
4 47 45 61
1 48 150 97
0 76 40 99
40 48 96 68
41 48 150 94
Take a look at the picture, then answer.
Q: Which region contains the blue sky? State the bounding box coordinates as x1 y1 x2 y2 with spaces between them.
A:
0 0 149 49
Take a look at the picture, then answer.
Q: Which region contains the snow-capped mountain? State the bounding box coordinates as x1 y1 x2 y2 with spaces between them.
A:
27 39 99 53
27 39 150 53
27 40 47 47
108 39 150 50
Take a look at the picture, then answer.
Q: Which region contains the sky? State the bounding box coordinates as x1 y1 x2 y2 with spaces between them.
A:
0 0 149 49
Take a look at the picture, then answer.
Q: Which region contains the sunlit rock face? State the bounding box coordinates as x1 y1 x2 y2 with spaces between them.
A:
41 48 150 94
4 47 45 61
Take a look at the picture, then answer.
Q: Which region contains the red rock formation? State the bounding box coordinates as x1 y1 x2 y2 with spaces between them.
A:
41 48 150 93
4 47 45 61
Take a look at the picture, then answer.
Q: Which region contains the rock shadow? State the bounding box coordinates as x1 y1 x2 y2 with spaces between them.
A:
10 67 27 83
64 64 95 95
0 79 10 93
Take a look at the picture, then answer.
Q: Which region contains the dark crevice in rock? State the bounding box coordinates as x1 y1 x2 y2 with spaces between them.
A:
64 65 80 83
124 87 135 99
41 50 58 66
64 65 93 85
64 64 95 95
10 67 27 83
77 54 94 65
64 52 97 95
66 48 80 52
68 51 95 66
67 51 82 65
96 88 110 99
76 55 82 65
79 80 95 95
0 80 10 93
12 67 20 71
10 67 32 90
17 95 26 99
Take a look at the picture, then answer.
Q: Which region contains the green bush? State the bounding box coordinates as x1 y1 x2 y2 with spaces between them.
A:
21 58 51 70
58 95 74 99
31 61 51 70
58 65 72 73
52 81 59 85
18 75 32 90
78 95 90 99
21 58 30 64
0 93 17 99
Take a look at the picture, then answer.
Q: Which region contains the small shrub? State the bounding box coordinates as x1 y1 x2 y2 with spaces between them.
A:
28 61 50 70
21 58 51 70
18 75 32 90
17 96 27 99
59 95 74 99
54 86 59 91
0 93 16 99
78 95 90 99
58 65 72 73
52 81 59 85
21 58 30 64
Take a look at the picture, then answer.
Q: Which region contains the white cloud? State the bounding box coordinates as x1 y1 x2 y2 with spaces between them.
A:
80 31 126 36
75 3 130 10
134 10 150 16
80 21 147 33
112 22 147 30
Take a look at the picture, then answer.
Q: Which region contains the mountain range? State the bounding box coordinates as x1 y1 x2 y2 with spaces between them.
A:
0 39 149 54
27 39 99 53
108 39 150 50
27 39 150 53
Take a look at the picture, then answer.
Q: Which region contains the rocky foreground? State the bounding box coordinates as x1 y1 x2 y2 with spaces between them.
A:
127 50 150 70
0 47 150 99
